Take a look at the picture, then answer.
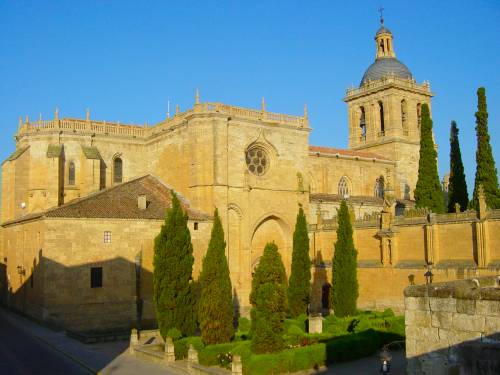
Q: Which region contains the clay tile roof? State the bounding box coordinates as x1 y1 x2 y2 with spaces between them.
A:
44 175 210 221
309 145 389 161
81 146 101 160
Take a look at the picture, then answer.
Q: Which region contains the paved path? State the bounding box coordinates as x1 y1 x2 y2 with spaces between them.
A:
294 350 406 375
0 307 185 375
0 308 90 375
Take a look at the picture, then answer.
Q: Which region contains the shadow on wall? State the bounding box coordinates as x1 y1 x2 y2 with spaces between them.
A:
407 334 500 374
3 254 156 334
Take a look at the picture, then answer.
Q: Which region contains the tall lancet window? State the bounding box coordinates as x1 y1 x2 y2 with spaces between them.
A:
338 177 349 197
68 162 76 185
401 100 408 134
417 103 422 130
374 177 385 198
359 106 366 140
113 157 123 184
379 101 385 135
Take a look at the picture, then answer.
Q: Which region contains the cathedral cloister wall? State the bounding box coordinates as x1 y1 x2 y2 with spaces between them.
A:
310 210 500 313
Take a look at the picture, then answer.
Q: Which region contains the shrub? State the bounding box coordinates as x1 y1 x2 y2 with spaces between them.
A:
244 344 326 375
324 329 380 363
283 314 307 333
166 328 182 341
174 336 204 359
198 343 235 366
198 208 234 344
237 317 251 333
284 325 305 347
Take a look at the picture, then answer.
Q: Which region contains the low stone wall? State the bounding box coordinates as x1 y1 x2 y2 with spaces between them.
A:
404 276 500 374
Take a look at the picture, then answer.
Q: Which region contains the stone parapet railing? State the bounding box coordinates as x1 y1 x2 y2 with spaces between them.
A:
345 75 432 99
17 102 307 140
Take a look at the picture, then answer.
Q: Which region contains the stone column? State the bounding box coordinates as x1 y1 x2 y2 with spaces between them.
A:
129 328 138 353
232 355 243 375
308 315 324 334
425 214 439 265
164 337 175 363
187 345 199 369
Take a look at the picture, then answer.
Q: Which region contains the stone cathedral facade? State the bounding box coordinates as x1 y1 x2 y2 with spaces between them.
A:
2 23 498 332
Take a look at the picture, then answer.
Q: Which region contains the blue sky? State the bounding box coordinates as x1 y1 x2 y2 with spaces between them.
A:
1 1 499 195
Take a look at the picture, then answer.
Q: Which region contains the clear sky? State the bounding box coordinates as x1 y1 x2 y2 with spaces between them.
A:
1 1 499 195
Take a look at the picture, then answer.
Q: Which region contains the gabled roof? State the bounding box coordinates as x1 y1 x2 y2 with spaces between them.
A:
3 175 210 225
309 145 390 161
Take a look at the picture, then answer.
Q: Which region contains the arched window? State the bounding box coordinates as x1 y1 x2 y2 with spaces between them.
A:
378 101 385 134
401 100 408 134
338 177 349 197
113 157 123 184
374 177 385 198
359 106 366 140
68 162 75 185
417 103 422 130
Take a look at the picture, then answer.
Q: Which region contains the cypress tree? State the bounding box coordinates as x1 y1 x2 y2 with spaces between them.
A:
331 200 358 317
447 121 469 212
198 208 234 344
472 87 500 209
153 192 197 338
414 103 445 213
287 204 311 318
250 242 287 354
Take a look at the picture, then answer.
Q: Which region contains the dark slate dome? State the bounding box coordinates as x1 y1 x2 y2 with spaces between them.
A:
360 57 412 86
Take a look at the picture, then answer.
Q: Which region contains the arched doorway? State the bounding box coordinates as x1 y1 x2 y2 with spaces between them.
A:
250 215 291 276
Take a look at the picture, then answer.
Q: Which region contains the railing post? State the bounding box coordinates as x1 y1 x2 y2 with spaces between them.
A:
164 337 175 363
129 328 139 353
187 344 199 369
232 355 242 375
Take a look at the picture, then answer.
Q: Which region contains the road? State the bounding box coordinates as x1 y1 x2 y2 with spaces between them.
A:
0 309 91 375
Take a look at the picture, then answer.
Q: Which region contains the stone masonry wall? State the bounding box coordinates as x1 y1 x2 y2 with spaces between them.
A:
405 276 500 375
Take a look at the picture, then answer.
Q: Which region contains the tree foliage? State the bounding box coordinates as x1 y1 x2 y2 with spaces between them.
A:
331 200 358 317
153 192 197 338
198 208 234 344
250 242 287 353
472 87 500 209
447 121 469 212
414 103 445 213
287 205 311 318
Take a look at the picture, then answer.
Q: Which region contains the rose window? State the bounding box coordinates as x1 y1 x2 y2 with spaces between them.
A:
245 147 268 176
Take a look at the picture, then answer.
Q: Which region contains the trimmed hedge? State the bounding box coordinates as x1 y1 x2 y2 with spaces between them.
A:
244 344 326 375
198 343 235 366
174 336 204 359
324 329 380 363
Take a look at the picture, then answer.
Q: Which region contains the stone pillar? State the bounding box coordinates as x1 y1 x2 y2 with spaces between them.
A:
308 315 323 334
232 355 243 375
164 337 175 363
425 214 439 265
187 345 199 369
475 221 489 268
129 328 138 353
476 185 490 267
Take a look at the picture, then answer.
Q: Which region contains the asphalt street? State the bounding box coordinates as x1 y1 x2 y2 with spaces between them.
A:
0 309 90 375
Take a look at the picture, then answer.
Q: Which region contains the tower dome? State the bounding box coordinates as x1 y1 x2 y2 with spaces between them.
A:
360 22 413 86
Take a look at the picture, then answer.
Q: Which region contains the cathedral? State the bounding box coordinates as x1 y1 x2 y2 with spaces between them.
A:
2 22 497 332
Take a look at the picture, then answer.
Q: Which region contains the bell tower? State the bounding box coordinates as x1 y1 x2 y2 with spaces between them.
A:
344 20 434 200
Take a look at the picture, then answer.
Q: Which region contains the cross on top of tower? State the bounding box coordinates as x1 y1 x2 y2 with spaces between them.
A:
378 6 385 24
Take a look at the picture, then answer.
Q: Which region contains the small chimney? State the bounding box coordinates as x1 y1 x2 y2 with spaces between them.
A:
138 194 147 210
